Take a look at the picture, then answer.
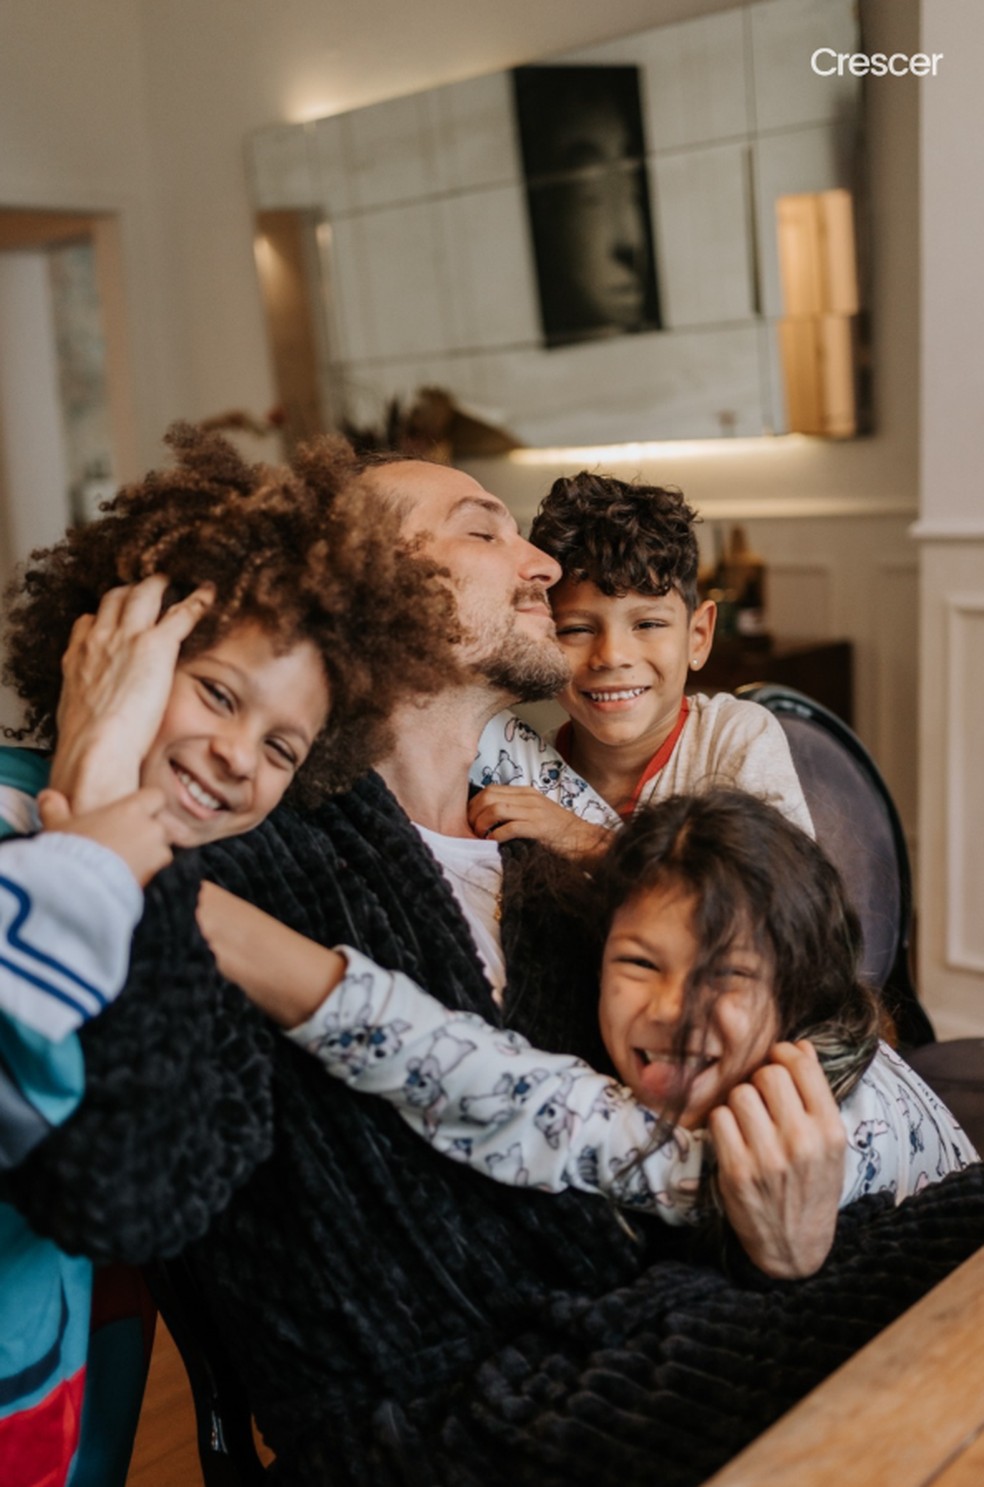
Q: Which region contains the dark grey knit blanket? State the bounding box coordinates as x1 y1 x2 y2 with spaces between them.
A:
8 773 984 1485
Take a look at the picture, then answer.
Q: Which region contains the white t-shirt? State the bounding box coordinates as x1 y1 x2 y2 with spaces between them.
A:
414 823 506 1003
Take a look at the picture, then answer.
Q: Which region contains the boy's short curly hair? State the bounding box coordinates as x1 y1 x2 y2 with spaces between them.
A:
529 471 700 612
2 424 461 799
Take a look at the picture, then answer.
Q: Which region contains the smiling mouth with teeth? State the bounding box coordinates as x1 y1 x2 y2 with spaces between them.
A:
638 1048 715 1073
582 686 650 702
172 763 227 812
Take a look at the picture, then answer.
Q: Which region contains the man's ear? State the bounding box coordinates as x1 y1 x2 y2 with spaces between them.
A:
687 598 716 671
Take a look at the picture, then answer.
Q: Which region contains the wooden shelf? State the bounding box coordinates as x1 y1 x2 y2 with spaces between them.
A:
692 638 854 726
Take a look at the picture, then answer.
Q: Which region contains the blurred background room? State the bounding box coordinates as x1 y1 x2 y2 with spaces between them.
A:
0 0 978 1053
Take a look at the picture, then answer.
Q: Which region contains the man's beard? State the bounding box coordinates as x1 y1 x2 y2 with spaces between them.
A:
478 632 571 701
472 587 571 702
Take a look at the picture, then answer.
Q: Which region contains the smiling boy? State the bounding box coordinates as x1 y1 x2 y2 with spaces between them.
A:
470 472 812 852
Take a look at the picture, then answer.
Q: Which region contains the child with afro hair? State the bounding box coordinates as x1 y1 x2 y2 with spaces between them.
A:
0 423 459 1487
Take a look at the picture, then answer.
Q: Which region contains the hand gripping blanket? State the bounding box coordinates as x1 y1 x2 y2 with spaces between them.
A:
6 772 984 1486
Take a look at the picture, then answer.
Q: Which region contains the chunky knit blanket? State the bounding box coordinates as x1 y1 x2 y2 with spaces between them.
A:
8 772 984 1485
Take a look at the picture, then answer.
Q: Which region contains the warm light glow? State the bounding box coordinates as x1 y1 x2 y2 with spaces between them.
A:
776 190 860 437
253 234 274 271
509 435 814 466
281 60 346 125
287 101 340 124
253 231 293 298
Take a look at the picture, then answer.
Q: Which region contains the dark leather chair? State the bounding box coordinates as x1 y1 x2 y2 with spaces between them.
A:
739 683 984 1152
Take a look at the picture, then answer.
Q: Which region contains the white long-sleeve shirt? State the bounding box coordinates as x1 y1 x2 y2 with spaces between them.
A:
289 949 978 1224
471 694 814 837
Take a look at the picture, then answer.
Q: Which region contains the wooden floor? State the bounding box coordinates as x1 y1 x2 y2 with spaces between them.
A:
126 1320 204 1486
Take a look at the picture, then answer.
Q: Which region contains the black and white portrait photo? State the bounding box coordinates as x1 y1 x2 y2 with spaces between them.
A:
512 64 661 348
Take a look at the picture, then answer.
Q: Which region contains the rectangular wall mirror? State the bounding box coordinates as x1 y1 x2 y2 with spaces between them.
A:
246 0 864 449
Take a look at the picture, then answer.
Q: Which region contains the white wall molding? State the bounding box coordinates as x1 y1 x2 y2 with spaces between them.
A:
944 592 984 973
910 520 984 543
765 561 832 638
691 494 916 521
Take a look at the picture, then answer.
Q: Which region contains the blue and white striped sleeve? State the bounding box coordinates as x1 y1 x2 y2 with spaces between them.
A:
0 832 144 1041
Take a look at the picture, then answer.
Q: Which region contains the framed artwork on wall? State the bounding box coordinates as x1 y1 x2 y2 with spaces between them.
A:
512 65 661 348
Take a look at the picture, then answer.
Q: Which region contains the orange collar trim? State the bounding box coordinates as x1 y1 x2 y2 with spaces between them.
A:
554 696 691 819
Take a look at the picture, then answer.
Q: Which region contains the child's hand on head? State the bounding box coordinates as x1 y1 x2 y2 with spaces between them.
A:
37 787 172 888
468 785 611 858
709 1039 846 1280
51 575 214 812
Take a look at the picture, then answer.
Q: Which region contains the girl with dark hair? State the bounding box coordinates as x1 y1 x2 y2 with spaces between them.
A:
200 788 977 1229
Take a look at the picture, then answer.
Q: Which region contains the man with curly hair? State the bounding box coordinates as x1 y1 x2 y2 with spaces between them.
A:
5 447 984 1487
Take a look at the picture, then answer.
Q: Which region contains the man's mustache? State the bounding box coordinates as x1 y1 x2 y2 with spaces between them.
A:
512 584 553 612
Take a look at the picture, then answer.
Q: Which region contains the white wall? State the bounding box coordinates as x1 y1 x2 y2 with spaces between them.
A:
0 251 72 730
0 0 917 497
916 0 984 1036
130 0 733 454
126 0 919 488
0 0 180 478
0 253 72 566
0 0 750 481
920 1 984 532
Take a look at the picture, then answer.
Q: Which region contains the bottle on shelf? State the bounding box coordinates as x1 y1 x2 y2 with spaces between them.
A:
721 525 767 640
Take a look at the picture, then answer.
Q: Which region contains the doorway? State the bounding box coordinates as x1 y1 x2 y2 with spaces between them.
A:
0 208 135 728
0 209 136 568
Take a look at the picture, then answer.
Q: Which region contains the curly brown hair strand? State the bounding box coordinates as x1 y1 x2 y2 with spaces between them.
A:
529 471 701 612
2 425 461 798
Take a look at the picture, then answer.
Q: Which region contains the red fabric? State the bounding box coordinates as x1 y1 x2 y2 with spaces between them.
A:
554 698 691 819
90 1265 156 1361
621 697 690 817
553 721 574 762
0 1367 85 1487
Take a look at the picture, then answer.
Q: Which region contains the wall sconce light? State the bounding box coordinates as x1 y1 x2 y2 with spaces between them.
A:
776 189 863 438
